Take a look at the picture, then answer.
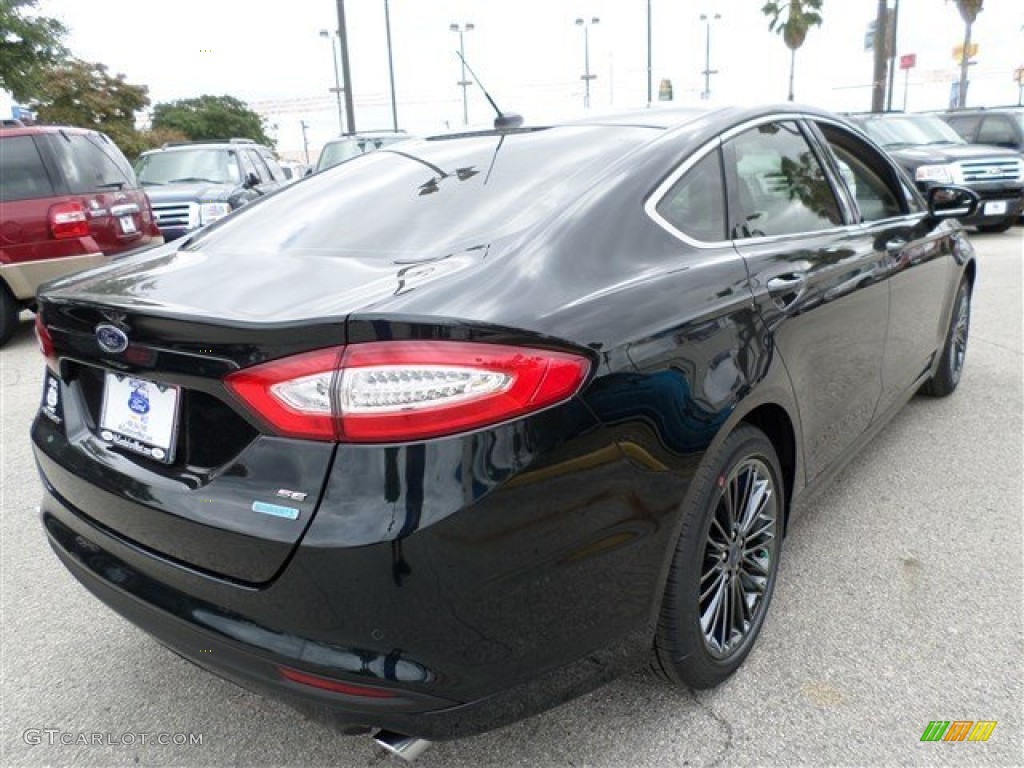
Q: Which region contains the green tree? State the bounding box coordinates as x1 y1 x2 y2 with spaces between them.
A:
761 0 824 102
953 0 983 108
0 0 67 101
30 58 150 157
151 95 273 146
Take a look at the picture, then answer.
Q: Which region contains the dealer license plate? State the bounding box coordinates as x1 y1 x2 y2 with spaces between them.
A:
99 373 179 462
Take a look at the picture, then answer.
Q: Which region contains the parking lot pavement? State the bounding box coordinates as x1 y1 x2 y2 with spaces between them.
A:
1 229 1021 767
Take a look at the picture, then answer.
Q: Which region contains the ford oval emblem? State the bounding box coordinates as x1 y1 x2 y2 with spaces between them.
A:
95 323 129 354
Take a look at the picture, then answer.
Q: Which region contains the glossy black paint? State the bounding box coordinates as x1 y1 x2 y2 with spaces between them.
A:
33 104 975 740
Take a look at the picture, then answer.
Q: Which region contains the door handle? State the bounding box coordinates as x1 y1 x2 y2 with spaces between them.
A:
767 274 807 294
766 273 807 310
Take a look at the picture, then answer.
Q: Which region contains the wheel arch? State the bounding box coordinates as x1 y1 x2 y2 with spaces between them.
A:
740 403 797 534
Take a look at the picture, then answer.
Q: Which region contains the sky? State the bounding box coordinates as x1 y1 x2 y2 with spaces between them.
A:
30 0 1024 160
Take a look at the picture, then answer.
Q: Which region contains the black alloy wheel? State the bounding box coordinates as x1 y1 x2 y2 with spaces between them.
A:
922 278 971 397
654 424 784 689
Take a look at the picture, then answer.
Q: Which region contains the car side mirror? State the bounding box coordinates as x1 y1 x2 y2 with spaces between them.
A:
243 172 260 189
927 185 979 220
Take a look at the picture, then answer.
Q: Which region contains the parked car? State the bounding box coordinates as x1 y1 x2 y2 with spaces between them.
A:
0 125 162 345
33 105 977 755
939 106 1024 154
278 160 311 182
848 112 1023 233
134 139 286 241
315 130 411 172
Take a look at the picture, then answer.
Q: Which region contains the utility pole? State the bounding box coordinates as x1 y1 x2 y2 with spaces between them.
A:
300 121 310 165
646 0 653 105
871 0 888 113
885 0 901 111
384 0 398 131
335 0 356 133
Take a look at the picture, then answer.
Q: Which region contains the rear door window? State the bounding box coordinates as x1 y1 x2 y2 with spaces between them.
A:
0 135 55 201
724 121 842 239
256 148 285 181
50 132 136 194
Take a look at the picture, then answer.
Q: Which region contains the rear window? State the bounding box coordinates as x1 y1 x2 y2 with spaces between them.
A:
0 135 55 201
48 132 137 193
316 135 409 171
190 126 659 258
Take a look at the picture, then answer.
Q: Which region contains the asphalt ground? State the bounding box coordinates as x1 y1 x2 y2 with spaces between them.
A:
2 228 1021 767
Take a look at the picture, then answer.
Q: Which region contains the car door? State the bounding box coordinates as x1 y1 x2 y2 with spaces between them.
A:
807 118 955 416
726 118 890 481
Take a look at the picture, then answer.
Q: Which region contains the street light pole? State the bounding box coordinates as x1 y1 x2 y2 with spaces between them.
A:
318 29 344 134
335 0 356 133
384 0 398 131
700 13 721 100
646 0 653 105
576 17 600 109
450 23 474 126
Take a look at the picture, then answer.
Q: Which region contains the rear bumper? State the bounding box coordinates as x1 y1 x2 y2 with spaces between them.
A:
40 478 657 739
34 391 678 739
0 251 107 301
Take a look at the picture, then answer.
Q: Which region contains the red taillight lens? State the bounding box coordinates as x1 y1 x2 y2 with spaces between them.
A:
225 341 590 443
34 313 58 371
278 666 397 698
48 201 90 239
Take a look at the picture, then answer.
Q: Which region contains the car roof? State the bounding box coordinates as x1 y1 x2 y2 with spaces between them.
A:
0 124 104 139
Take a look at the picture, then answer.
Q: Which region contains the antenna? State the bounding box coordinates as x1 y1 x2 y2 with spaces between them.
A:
455 51 524 130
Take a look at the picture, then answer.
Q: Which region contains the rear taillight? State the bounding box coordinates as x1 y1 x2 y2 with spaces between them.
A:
34 314 58 371
225 341 590 443
48 201 90 239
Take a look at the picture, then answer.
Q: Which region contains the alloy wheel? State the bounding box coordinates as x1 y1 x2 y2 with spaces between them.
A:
699 457 778 659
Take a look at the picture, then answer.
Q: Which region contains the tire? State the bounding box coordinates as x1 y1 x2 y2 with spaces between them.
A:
921 278 971 398
976 219 1014 234
0 284 19 347
653 424 784 689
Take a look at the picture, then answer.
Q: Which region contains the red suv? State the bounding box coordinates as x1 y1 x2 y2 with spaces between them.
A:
0 126 162 345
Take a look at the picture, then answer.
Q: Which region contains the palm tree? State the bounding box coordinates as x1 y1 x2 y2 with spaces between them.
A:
761 0 824 101
953 0 983 108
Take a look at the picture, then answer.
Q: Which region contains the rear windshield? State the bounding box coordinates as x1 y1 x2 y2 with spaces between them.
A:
136 148 242 186
47 131 138 193
190 125 659 258
316 135 409 171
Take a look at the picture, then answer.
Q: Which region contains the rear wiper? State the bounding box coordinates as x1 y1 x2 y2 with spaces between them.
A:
167 177 222 184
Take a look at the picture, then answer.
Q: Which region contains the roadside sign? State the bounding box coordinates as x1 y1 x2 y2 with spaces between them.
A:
900 54 917 70
953 43 978 64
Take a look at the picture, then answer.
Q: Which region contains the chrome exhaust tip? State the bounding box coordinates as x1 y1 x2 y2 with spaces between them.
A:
373 730 432 762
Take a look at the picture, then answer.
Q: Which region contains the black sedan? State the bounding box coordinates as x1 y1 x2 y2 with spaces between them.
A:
32 104 976 756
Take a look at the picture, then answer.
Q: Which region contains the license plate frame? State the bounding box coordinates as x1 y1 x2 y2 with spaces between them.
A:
99 372 180 463
982 200 1008 217
118 214 138 234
